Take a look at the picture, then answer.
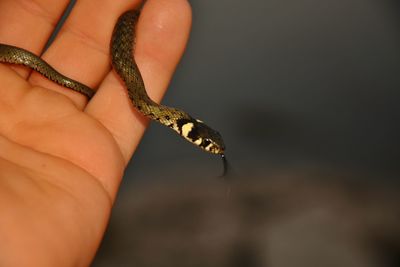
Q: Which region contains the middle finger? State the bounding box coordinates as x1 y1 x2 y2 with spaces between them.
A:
28 0 141 108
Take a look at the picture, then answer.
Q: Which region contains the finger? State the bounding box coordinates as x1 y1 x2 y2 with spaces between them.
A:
0 0 70 78
85 0 192 172
28 0 141 108
0 64 30 110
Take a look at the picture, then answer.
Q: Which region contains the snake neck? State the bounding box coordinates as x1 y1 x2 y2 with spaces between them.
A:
110 10 191 125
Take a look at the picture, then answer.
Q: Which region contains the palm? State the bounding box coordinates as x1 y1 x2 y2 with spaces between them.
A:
0 0 191 266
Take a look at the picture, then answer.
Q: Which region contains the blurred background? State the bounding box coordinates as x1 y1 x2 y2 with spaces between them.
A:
123 0 400 179
63 0 400 266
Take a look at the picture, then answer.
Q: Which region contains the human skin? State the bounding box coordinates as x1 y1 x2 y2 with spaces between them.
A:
0 0 191 266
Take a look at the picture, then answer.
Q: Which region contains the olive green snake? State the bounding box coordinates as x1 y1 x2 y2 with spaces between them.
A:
0 8 227 172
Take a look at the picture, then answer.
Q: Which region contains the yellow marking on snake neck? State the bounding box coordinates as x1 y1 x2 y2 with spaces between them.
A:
181 123 194 138
194 138 203 145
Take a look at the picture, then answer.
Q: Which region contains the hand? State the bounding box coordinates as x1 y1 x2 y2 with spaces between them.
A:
0 0 191 266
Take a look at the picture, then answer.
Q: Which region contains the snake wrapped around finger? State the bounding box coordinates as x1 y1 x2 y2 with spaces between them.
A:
0 7 226 172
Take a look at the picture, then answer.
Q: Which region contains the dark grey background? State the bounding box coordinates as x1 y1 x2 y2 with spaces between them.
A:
119 0 400 184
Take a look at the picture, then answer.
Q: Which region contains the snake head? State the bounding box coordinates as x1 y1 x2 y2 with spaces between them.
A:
176 118 225 155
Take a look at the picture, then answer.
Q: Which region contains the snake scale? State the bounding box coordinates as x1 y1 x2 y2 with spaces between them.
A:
0 8 226 169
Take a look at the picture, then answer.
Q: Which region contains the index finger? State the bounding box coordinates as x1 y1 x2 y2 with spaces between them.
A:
86 0 192 165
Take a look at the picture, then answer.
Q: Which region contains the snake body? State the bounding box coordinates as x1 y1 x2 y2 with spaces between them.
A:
0 9 225 156
0 44 95 98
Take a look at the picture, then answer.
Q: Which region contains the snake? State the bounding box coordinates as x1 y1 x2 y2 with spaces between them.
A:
0 7 227 170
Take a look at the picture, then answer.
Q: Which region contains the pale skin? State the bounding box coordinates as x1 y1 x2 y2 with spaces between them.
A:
0 0 192 266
